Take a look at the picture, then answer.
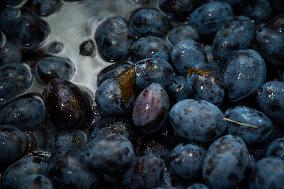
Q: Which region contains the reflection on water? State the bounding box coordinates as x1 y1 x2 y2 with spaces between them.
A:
35 0 153 94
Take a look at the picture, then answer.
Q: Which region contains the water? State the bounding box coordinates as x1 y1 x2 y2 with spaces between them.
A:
33 0 152 94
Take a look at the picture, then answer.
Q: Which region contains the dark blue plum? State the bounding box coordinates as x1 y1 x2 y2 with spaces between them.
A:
243 0 271 23
167 75 191 102
47 41 64 54
213 16 256 60
15 174 54 189
187 184 209 189
224 49 266 102
129 8 170 37
123 155 165 189
14 14 50 51
96 63 131 86
188 2 233 36
166 25 199 47
169 99 227 143
255 22 284 67
159 0 200 21
169 143 206 180
3 0 27 7
130 36 170 62
203 135 250 189
266 138 284 159
84 134 135 173
27 0 63 17
95 16 133 62
135 136 169 160
0 63 32 106
0 125 30 169
256 81 284 123
135 58 174 90
191 75 224 106
206 0 243 8
189 63 225 106
132 83 170 134
43 78 93 130
54 130 87 152
90 117 133 140
35 56 76 85
95 77 135 115
172 39 205 75
249 157 284 189
225 106 273 144
48 151 98 189
2 151 50 189
0 7 22 37
0 96 45 130
0 32 22 64
79 39 96 57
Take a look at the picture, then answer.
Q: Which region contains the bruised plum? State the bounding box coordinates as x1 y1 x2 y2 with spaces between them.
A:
133 83 170 134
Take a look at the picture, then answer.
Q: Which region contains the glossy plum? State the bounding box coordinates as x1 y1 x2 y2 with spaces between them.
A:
172 39 205 75
129 8 170 37
0 96 45 130
256 81 284 123
224 49 266 102
188 2 233 36
166 25 199 47
213 16 256 60
0 125 30 169
169 143 206 180
135 58 174 90
14 14 50 50
43 78 93 130
84 134 135 173
0 32 22 65
226 106 273 145
170 99 227 143
48 151 98 189
0 63 32 106
130 36 170 62
95 17 133 62
35 56 76 85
